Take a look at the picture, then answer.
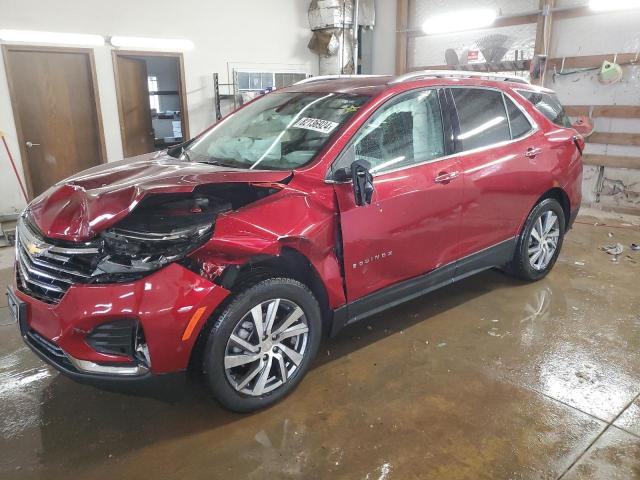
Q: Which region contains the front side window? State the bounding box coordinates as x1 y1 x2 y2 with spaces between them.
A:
185 92 369 170
451 88 511 152
518 90 572 128
334 89 445 175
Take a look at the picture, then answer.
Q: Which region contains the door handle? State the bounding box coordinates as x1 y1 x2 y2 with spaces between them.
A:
434 171 459 184
25 141 41 148
524 147 542 158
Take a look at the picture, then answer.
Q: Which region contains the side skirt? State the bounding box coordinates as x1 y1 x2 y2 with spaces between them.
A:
330 237 517 336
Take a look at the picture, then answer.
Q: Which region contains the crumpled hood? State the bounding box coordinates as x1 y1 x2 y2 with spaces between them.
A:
28 152 292 242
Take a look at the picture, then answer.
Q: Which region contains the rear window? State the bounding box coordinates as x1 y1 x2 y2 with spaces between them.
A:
518 90 571 128
451 88 511 152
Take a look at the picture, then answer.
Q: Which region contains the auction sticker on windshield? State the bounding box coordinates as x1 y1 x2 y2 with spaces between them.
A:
292 117 339 134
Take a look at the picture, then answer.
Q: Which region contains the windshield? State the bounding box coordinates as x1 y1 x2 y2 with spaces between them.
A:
183 92 370 170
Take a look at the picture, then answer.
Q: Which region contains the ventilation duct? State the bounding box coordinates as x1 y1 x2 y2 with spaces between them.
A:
307 0 375 76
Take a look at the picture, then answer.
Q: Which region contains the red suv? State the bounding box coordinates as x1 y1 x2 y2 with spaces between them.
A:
7 72 585 412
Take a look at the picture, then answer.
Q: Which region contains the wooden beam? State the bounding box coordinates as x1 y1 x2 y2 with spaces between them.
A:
565 106 590 117
395 0 409 75
533 0 555 86
593 106 640 118
408 60 531 73
583 154 640 169
588 132 640 147
566 105 640 119
547 53 639 70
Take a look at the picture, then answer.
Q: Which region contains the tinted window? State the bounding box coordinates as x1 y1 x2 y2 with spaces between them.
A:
504 95 533 139
334 89 444 175
519 90 572 128
451 89 510 151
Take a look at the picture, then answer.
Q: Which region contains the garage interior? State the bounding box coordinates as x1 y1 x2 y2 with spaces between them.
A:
1 0 640 478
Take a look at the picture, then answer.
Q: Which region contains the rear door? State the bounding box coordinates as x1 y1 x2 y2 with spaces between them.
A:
332 88 464 301
447 87 540 259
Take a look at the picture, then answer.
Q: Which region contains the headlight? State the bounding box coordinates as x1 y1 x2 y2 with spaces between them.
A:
95 222 213 278
92 194 225 282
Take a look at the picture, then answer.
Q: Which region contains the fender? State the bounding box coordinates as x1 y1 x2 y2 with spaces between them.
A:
188 183 347 309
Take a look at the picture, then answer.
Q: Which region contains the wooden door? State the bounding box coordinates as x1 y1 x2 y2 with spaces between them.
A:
3 47 105 198
115 56 155 157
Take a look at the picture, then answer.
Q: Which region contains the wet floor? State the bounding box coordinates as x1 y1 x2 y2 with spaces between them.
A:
1 211 640 479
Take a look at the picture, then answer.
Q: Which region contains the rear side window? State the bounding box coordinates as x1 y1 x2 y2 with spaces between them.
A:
518 90 571 128
504 95 533 139
451 88 510 152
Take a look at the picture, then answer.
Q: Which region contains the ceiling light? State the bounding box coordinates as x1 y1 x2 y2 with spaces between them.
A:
109 36 194 51
0 29 104 46
422 9 497 35
589 0 640 11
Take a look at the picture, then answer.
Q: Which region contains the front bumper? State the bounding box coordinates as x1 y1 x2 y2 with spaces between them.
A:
23 327 151 381
12 262 230 378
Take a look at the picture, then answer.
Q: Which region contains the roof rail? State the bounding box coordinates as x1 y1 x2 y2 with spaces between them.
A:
294 74 386 85
390 70 531 85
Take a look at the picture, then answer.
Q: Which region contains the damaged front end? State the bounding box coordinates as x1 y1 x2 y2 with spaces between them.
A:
15 183 279 304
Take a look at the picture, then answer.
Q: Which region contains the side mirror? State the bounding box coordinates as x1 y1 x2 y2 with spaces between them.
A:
351 159 374 206
571 116 594 137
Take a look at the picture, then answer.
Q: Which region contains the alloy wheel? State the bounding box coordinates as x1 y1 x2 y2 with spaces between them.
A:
224 299 309 396
528 210 560 271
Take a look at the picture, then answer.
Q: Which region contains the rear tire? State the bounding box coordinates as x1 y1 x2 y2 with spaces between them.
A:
203 277 322 412
509 198 566 281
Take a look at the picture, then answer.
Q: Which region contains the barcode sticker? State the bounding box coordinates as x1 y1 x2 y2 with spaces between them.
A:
292 117 339 134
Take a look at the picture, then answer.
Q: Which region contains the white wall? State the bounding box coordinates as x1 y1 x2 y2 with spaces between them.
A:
0 0 318 215
546 5 640 213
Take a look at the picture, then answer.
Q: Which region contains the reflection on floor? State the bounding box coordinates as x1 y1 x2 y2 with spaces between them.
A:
1 211 639 479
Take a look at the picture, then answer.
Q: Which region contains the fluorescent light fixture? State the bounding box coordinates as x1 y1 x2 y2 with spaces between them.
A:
0 29 104 46
110 36 194 51
589 0 640 11
422 9 497 35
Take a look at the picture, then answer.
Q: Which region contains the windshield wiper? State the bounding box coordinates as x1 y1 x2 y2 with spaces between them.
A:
181 147 192 162
198 157 247 169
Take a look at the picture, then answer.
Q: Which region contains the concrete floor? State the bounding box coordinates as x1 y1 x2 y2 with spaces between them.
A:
1 210 640 479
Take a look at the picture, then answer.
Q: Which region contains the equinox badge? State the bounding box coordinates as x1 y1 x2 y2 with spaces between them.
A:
353 251 393 269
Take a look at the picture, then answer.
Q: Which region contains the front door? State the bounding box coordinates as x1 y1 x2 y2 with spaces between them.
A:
3 46 105 198
333 88 464 301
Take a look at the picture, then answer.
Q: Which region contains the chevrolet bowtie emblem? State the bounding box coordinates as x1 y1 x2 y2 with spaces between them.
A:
26 243 45 255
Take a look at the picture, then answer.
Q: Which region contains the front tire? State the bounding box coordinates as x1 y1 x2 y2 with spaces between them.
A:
203 277 322 412
509 198 566 281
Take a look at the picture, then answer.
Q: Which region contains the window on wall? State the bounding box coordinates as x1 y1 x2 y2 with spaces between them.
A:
147 75 159 111
451 88 511 152
237 72 307 91
334 89 444 175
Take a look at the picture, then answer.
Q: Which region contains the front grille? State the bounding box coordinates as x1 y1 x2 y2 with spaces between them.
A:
15 216 99 304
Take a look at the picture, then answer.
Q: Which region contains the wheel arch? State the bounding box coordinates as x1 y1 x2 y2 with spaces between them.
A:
539 187 571 227
187 248 333 370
